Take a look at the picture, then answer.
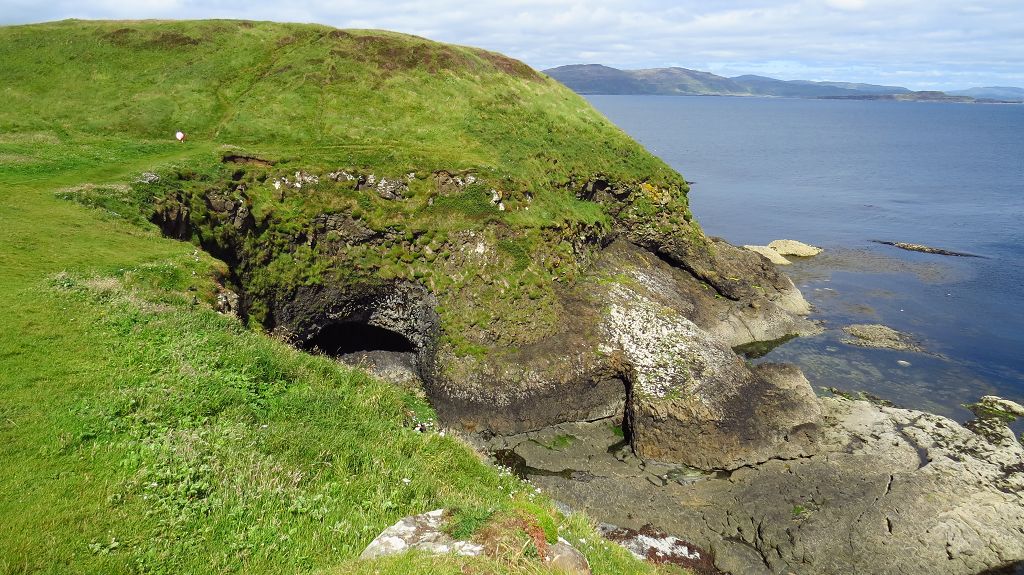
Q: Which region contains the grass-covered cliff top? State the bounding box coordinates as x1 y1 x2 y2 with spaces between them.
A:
0 19 687 574
2 19 682 190
2 19 696 354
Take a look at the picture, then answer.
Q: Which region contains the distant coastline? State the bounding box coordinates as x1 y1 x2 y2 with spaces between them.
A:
544 64 1024 104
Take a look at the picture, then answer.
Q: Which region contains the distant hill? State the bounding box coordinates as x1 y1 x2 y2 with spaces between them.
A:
544 64 1022 103
947 86 1024 102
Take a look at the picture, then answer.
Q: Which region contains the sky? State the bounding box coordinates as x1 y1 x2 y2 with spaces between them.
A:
2 0 1022 90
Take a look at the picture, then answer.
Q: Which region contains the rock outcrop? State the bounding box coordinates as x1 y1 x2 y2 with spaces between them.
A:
150 167 823 469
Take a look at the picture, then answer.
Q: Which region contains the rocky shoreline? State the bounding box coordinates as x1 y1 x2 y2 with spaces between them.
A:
476 392 1024 574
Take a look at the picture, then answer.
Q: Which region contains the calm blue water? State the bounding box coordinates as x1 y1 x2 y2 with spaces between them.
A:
588 95 1024 424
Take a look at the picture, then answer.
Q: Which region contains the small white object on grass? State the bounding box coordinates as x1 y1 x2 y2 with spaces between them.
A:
175 131 185 142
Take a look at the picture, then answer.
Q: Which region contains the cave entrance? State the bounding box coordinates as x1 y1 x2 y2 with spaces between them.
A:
305 322 421 388
307 322 415 356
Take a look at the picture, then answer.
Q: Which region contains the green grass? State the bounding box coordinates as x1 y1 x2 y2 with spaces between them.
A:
0 19 682 575
0 19 696 356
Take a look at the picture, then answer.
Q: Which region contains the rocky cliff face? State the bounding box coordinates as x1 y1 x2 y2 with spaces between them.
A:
148 157 820 471
118 19 822 473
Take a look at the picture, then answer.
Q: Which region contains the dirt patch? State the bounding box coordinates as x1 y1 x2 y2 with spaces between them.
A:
103 27 138 46
221 154 273 167
475 49 540 80
147 32 200 49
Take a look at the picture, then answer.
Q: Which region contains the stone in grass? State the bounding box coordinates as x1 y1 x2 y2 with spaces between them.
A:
359 509 484 560
547 538 592 575
769 239 823 257
743 245 792 265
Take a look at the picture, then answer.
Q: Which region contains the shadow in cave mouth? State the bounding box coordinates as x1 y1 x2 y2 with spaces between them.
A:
303 322 421 386
306 322 415 356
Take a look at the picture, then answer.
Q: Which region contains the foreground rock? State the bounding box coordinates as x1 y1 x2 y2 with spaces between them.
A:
485 396 1024 574
768 239 822 257
360 509 484 560
842 323 925 353
546 538 592 575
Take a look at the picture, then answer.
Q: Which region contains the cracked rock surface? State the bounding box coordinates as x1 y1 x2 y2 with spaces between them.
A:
483 397 1024 575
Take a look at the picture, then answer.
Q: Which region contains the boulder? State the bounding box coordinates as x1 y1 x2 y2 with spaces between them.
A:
743 245 791 265
768 239 822 257
546 538 591 574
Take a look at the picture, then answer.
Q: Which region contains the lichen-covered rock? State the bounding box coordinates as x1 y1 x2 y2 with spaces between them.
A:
977 395 1024 417
768 239 822 257
360 509 484 560
595 241 816 349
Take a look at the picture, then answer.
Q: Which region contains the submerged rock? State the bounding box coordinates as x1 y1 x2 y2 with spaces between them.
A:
768 239 823 257
842 323 925 353
872 240 982 258
504 397 1024 575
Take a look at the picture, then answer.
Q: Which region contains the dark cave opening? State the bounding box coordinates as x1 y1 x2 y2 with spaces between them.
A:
306 322 415 356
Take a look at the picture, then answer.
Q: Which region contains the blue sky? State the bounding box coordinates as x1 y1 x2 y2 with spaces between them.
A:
2 0 1022 90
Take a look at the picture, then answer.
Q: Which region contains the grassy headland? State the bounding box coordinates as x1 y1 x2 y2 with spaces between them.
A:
0 19 688 574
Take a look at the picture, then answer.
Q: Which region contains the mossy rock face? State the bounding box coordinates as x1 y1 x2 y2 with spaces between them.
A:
17 19 816 448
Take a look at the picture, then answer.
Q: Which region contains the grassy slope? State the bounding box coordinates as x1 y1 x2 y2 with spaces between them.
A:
0 19 681 575
1 19 692 354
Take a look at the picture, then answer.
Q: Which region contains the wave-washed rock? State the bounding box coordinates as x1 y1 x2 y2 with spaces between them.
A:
842 323 925 353
768 239 823 257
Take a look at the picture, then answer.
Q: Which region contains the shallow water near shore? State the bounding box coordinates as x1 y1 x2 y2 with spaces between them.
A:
587 95 1024 433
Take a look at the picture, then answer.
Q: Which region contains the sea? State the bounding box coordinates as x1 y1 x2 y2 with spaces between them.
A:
587 95 1024 428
